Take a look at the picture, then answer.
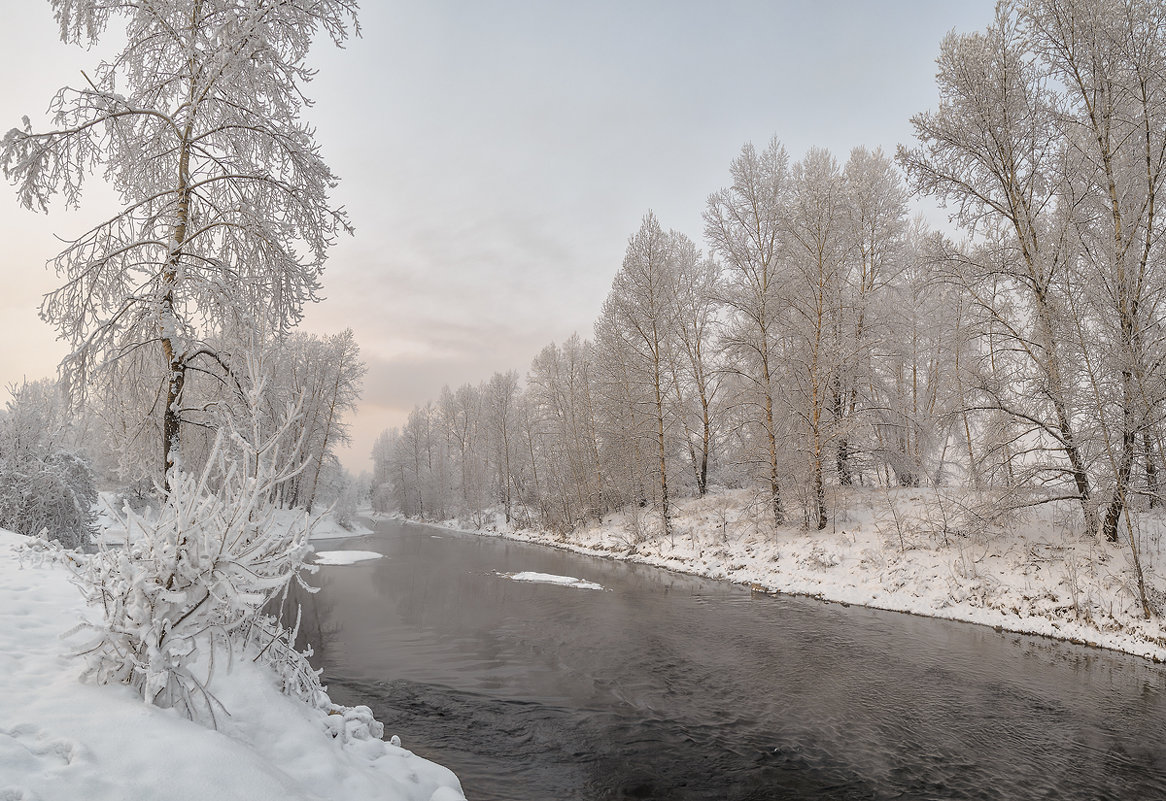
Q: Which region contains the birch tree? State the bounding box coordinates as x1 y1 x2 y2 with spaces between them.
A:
705 138 791 528
370 428 398 514
838 146 910 486
484 371 521 524
526 336 606 528
302 330 365 513
439 383 481 517
1022 0 1166 544
2 0 357 489
785 147 847 529
898 7 1099 529
594 212 682 539
671 249 723 497
873 222 969 487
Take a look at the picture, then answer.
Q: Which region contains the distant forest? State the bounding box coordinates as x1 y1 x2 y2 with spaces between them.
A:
373 0 1166 595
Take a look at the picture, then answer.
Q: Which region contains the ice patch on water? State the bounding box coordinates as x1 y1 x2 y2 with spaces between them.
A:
314 550 382 565
503 571 604 590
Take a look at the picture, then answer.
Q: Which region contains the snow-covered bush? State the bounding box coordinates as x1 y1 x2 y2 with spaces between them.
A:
0 449 97 549
0 380 96 548
801 543 841 570
312 461 361 530
333 478 360 530
69 396 321 723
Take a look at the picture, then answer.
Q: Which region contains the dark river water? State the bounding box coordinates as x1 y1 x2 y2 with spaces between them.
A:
297 518 1166 800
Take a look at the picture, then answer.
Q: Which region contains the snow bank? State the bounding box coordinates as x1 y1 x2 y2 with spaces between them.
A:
504 571 604 590
310 513 373 540
315 550 383 565
434 488 1166 662
0 528 464 801
93 495 372 544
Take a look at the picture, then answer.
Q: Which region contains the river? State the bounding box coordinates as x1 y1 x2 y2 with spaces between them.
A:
297 518 1166 800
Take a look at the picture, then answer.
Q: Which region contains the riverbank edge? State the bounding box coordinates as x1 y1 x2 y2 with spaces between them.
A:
383 512 1166 666
0 526 467 801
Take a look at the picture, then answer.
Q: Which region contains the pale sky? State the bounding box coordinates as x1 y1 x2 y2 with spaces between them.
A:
0 1 995 473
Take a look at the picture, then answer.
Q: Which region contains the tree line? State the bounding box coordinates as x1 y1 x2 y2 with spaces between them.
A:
373 144 960 536
374 0 1166 617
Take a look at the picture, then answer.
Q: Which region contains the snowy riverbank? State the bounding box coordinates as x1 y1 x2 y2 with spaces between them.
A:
0 527 465 801
420 487 1166 663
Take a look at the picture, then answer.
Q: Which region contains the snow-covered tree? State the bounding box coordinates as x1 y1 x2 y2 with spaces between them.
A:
436 383 480 518
259 330 365 512
784 147 848 529
870 221 970 488
837 146 910 485
0 379 96 548
898 5 1096 527
670 247 723 497
594 212 685 538
483 371 522 524
2 0 358 489
525 335 607 530
705 138 791 528
1026 0 1166 544
370 428 399 515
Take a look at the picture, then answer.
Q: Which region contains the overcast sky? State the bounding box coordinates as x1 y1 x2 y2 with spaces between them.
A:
0 1 995 473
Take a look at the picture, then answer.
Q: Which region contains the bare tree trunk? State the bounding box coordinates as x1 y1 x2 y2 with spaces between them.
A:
698 392 711 497
813 456 827 530
161 120 194 494
1145 431 1158 509
1102 370 1138 542
834 382 851 487
760 337 785 527
953 301 979 488
654 368 671 541
811 374 827 530
306 370 343 515
162 356 185 492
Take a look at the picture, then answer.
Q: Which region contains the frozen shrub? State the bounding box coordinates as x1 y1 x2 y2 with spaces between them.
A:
312 461 361 530
333 480 359 530
0 380 96 548
0 449 97 549
68 395 321 724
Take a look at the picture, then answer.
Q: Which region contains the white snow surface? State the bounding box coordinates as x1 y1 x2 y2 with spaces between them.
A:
315 550 383 565
435 487 1166 662
505 571 604 590
0 527 465 801
310 514 373 540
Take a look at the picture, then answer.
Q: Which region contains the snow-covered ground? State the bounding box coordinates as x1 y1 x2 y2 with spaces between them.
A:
0 527 464 801
431 487 1166 662
310 514 373 540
